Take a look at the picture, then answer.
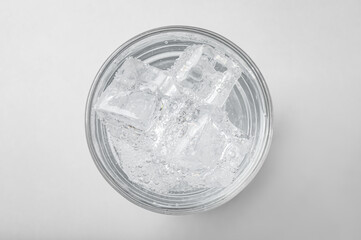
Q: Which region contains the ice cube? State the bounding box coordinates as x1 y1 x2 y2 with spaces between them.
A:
180 118 227 170
221 140 251 165
173 107 210 156
203 137 252 187
95 89 159 131
151 98 201 155
112 57 143 90
158 75 181 97
175 107 226 164
94 57 180 131
171 45 242 107
114 57 170 93
150 104 218 167
175 105 251 185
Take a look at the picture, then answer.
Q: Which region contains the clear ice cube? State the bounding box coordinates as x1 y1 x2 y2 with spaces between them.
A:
112 57 148 91
158 76 181 97
95 88 159 131
114 57 173 93
150 97 202 156
171 45 242 107
95 57 179 131
180 118 226 170
176 106 245 169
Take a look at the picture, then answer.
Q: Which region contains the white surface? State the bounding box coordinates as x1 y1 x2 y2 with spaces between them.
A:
1 0 360 239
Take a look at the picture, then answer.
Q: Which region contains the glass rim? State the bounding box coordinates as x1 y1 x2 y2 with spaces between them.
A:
85 25 273 214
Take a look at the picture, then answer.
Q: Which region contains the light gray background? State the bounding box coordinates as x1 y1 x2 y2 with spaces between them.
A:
1 0 360 239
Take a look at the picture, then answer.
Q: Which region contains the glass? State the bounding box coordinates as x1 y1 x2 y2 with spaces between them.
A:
85 26 273 214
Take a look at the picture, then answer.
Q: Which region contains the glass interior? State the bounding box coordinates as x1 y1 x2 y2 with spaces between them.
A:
85 26 272 214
